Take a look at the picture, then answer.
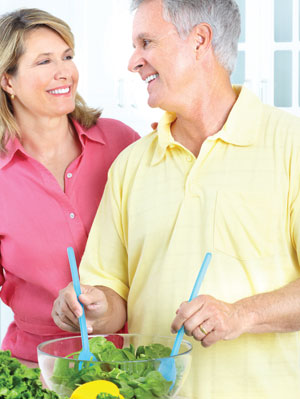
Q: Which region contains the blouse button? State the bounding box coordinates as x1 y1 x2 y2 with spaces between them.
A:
67 173 73 178
70 213 75 219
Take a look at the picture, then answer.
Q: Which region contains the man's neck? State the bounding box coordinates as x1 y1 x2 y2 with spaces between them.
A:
171 78 238 157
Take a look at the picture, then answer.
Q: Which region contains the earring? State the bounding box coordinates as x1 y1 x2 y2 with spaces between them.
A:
10 94 15 100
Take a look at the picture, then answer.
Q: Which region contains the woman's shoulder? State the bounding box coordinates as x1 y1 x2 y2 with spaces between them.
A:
74 117 140 150
94 118 139 140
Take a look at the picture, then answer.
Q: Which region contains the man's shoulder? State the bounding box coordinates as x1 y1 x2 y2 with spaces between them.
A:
262 104 300 138
238 86 300 143
259 105 300 165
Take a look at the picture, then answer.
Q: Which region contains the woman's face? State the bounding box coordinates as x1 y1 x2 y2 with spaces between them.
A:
5 27 79 122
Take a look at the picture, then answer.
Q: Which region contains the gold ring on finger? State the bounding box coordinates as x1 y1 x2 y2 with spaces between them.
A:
199 324 208 335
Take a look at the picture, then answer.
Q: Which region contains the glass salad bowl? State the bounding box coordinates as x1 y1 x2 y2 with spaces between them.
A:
37 333 192 399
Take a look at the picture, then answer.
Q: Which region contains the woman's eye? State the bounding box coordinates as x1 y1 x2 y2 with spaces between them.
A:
38 59 50 65
64 55 73 61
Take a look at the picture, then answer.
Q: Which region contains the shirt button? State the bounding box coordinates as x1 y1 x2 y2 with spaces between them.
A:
67 173 73 178
70 213 75 219
186 155 193 162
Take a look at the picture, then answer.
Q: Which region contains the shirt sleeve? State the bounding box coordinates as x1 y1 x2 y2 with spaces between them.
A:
0 243 5 289
79 166 129 301
0 267 4 287
289 152 300 264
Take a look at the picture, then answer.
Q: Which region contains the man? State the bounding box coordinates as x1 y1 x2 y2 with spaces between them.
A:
53 1 300 397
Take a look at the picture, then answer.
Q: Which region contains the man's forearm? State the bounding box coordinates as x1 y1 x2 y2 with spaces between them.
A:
235 278 300 335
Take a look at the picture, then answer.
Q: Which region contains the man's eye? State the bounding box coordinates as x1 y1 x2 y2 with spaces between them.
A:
143 39 150 48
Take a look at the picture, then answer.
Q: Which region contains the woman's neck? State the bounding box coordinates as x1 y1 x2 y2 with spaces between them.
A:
15 114 81 191
16 115 72 156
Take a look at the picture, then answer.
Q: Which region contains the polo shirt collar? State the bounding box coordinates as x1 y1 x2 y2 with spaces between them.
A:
152 112 177 164
216 85 262 146
152 85 263 165
0 118 105 170
72 119 106 146
0 137 23 169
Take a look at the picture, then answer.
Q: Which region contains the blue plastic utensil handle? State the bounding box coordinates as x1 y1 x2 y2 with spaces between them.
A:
67 247 89 351
68 247 81 295
170 252 212 356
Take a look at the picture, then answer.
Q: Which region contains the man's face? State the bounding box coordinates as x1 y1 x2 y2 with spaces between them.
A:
128 0 196 112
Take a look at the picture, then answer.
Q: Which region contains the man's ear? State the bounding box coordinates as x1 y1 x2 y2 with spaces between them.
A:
192 23 213 58
1 73 14 96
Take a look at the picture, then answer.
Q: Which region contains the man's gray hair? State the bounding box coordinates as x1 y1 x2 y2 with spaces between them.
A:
130 0 241 74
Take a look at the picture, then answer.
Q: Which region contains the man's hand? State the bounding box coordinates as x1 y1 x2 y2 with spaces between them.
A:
171 278 300 348
52 282 108 333
171 295 245 347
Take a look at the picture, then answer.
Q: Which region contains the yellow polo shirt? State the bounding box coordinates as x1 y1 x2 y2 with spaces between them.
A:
80 86 300 398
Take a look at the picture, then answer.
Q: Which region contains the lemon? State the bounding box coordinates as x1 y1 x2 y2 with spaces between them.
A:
70 380 124 399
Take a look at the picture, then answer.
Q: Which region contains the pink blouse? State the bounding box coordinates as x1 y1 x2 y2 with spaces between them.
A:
0 118 139 361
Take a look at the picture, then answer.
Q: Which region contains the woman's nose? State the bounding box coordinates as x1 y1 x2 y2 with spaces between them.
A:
54 62 71 80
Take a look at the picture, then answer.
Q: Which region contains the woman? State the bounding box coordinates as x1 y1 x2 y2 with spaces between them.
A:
0 8 139 363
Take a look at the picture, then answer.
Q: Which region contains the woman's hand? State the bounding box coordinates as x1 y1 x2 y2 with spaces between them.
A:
52 283 127 334
52 282 108 333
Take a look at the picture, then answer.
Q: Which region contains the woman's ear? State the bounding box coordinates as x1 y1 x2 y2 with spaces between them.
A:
1 73 14 96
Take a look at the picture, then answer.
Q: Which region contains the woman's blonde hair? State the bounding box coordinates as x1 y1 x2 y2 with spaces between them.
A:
0 8 101 153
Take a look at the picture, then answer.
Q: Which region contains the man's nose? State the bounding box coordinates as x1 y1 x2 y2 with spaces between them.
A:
128 50 145 73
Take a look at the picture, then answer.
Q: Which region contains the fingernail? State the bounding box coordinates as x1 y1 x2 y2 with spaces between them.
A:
75 310 81 318
87 326 93 333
